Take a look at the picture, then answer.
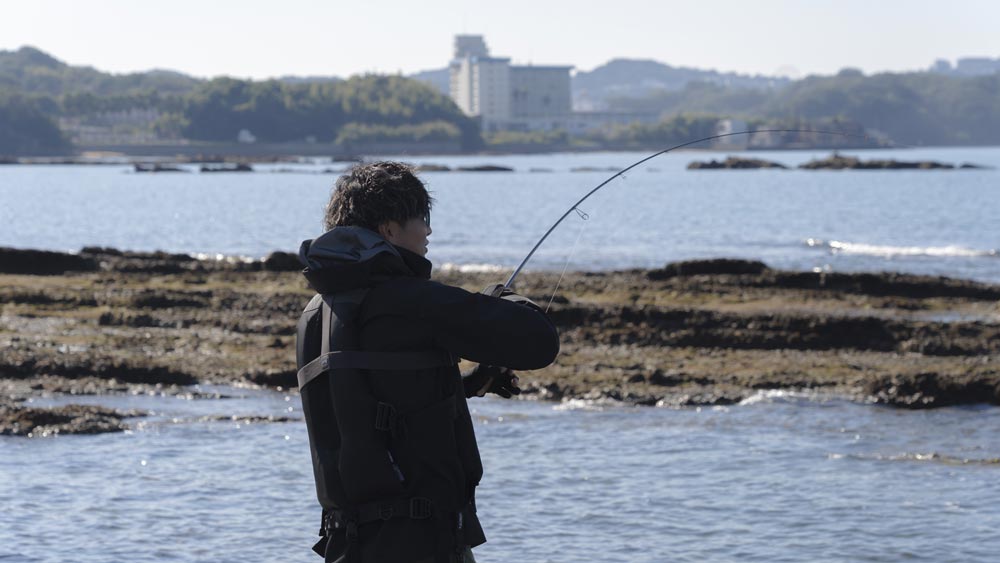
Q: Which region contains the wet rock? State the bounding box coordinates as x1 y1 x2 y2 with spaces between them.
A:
97 311 183 329
245 369 298 389
648 258 769 279
0 247 99 275
546 302 1000 356
687 156 788 170
203 414 296 423
129 289 211 309
0 356 198 386
0 402 144 436
865 372 1000 408
263 251 303 272
521 381 566 401
80 248 201 274
759 271 1000 300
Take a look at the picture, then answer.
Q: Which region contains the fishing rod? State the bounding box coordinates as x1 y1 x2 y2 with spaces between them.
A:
503 128 893 289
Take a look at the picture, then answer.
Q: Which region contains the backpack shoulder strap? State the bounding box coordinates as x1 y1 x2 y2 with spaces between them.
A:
298 288 457 390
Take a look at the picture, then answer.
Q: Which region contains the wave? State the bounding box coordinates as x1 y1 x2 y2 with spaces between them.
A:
805 238 998 259
438 262 509 273
828 452 1000 466
192 252 257 264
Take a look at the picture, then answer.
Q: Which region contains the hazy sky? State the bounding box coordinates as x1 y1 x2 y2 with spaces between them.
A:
2 0 998 79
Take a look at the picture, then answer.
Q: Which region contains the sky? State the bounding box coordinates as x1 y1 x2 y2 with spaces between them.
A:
2 0 998 80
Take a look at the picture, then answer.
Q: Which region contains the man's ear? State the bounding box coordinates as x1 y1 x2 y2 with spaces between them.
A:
378 221 395 240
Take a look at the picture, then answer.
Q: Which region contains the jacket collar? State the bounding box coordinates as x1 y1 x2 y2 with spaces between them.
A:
298 226 431 293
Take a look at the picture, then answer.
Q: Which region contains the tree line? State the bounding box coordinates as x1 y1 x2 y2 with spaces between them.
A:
605 69 1000 146
1 46 482 155
2 45 999 154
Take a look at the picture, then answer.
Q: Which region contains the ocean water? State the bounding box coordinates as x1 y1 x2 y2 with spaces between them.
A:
1 146 998 282
1 389 998 562
2 148 1000 562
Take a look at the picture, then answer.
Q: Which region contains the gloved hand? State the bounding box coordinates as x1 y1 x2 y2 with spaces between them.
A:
480 283 514 298
462 363 521 399
481 283 544 312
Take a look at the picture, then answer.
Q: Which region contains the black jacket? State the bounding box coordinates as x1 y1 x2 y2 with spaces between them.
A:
297 227 559 562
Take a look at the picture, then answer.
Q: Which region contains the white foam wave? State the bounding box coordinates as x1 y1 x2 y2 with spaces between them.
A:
552 398 610 411
192 253 257 264
738 389 821 405
805 238 997 259
438 262 508 273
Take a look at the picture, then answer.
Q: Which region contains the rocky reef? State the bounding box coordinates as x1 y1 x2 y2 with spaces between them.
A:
1 246 999 436
0 401 143 436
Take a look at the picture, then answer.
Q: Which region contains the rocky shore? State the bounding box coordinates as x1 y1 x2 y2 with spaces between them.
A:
2 248 998 436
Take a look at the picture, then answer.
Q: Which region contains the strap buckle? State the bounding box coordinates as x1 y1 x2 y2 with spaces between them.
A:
374 402 396 432
377 503 395 521
409 497 432 519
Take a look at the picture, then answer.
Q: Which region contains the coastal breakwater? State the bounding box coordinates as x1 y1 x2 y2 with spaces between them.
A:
2 248 999 436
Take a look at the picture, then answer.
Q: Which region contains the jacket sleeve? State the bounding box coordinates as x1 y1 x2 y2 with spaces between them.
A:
372 279 560 370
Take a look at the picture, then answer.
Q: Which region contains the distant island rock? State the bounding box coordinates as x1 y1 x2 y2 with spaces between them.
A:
686 153 992 171
801 153 958 170
687 156 788 170
200 163 253 173
134 163 186 173
414 163 451 172
455 164 514 172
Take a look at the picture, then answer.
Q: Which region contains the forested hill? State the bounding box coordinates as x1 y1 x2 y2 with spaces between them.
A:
573 58 790 109
0 47 480 155
0 46 200 97
604 68 1000 146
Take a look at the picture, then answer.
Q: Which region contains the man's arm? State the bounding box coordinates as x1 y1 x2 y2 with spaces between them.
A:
370 278 560 370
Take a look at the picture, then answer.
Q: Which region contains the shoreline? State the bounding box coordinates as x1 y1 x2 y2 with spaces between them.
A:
2 247 999 436
6 143 1000 166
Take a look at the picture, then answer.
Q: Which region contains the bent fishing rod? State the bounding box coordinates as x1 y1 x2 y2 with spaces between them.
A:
503 128 896 289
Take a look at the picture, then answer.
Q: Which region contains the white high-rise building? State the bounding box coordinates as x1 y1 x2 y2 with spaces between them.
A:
450 55 512 128
449 35 572 132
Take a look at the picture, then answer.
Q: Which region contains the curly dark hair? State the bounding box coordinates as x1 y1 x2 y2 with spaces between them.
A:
323 161 433 232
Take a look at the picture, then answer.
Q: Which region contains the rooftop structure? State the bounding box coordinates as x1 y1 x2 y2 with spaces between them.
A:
448 35 573 132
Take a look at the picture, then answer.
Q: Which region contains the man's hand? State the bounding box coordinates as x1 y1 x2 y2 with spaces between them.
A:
481 283 544 312
480 283 513 298
462 363 521 399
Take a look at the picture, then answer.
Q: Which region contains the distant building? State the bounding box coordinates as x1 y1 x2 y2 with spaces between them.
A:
449 35 572 132
929 57 1000 76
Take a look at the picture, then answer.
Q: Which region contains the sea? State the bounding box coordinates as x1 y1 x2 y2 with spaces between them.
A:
1 146 998 281
1 147 999 562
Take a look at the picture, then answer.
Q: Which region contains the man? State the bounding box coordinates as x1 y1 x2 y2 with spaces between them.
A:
296 161 560 563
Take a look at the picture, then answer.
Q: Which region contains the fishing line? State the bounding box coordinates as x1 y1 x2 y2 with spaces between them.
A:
544 207 590 313
504 128 909 289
